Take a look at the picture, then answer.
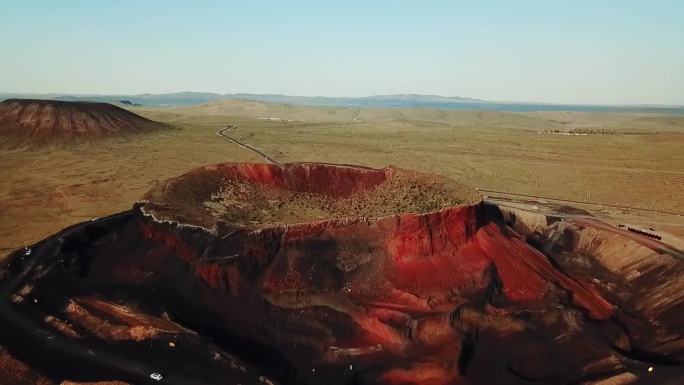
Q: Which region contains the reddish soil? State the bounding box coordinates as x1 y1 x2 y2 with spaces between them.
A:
0 99 167 144
1 163 682 385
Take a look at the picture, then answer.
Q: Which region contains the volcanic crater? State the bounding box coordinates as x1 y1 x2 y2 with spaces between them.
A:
141 163 479 228
0 98 168 145
1 162 683 385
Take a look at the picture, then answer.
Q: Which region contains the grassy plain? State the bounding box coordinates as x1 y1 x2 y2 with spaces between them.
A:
1 99 683 254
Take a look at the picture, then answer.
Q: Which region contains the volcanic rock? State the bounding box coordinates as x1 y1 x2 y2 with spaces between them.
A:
1 162 683 385
0 99 167 145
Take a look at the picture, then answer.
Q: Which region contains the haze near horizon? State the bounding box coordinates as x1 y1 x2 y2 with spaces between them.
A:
1 0 683 105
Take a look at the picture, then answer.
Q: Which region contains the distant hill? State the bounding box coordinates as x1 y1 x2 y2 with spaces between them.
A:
224 93 486 107
0 92 484 107
1 92 683 114
0 99 168 146
364 94 484 103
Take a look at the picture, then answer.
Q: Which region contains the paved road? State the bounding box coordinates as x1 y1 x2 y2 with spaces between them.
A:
478 188 684 217
217 125 280 165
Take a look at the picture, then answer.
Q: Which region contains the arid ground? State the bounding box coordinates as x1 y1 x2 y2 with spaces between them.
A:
1 99 683 255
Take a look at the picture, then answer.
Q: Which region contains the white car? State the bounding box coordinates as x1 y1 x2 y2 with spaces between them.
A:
150 373 164 381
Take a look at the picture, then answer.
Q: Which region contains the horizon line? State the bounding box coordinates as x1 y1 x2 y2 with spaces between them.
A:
1 90 683 108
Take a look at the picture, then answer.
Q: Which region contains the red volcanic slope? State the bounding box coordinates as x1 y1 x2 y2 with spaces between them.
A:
128 163 620 383
5 163 682 384
0 98 166 140
139 202 613 319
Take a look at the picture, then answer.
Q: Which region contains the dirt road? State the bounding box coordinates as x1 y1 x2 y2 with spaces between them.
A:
217 125 280 164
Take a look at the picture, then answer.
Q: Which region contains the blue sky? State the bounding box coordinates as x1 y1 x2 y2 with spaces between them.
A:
1 0 683 104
